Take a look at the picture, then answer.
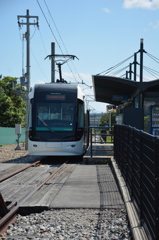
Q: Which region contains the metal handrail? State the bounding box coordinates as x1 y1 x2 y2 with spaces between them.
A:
89 126 114 157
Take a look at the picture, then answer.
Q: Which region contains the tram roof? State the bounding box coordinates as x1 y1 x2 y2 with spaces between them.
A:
92 75 159 106
34 83 78 92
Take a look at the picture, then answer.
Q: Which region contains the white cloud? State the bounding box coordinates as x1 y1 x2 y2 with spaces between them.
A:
123 0 159 9
152 20 159 29
102 8 111 13
145 21 159 31
31 79 45 87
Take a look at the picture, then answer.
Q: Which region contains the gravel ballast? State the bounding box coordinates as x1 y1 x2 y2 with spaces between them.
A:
5 209 130 240
0 144 28 163
0 144 131 240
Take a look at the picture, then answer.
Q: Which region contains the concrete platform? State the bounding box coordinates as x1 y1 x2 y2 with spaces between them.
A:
0 144 124 211
84 143 114 158
0 162 124 211
51 164 124 209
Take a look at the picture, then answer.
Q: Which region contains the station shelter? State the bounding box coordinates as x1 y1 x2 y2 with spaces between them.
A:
92 75 159 135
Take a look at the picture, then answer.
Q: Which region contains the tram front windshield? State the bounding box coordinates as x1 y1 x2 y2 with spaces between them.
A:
36 102 74 131
29 89 82 142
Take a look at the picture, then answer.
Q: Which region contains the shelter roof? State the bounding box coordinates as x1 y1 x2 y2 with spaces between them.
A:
92 75 159 106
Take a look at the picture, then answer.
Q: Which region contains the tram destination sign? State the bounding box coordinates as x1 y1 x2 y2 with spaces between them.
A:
46 94 66 101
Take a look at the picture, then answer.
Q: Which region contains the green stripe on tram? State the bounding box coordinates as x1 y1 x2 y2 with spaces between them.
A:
36 127 72 131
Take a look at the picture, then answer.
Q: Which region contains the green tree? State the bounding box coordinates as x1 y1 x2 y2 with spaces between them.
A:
99 112 116 127
0 76 26 127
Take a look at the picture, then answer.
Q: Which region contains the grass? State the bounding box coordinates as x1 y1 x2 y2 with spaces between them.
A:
105 136 114 143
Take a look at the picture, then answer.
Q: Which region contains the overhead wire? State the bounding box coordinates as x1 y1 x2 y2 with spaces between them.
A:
31 47 49 82
43 0 86 84
38 29 48 56
38 0 90 85
30 27 37 40
37 0 81 83
18 16 49 82
44 0 88 84
36 0 64 54
43 0 68 54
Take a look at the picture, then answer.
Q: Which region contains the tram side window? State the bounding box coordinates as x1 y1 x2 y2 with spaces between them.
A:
77 101 84 128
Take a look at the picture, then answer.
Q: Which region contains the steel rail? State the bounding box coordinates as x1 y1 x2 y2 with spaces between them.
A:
19 162 67 204
0 162 67 233
0 160 41 183
0 203 18 233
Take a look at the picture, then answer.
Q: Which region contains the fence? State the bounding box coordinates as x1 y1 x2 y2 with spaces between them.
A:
89 126 114 157
0 127 25 145
114 125 159 240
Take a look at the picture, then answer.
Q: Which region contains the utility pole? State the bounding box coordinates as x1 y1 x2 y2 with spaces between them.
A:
51 42 55 83
133 53 137 82
138 38 147 83
129 63 133 80
17 9 39 150
138 39 146 108
140 39 144 83
126 71 129 79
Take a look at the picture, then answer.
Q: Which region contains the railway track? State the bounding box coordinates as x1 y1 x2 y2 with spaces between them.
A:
0 160 72 234
0 160 41 183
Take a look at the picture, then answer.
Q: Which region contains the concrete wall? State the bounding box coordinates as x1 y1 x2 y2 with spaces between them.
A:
0 127 25 145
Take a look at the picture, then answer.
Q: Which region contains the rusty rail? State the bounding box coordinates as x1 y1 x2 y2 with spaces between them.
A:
0 160 41 183
0 162 67 233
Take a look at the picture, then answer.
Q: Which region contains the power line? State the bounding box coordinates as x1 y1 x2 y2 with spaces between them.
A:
37 0 80 82
43 0 86 83
38 29 48 56
37 0 89 84
36 0 64 54
17 9 39 150
43 0 68 54
31 48 49 82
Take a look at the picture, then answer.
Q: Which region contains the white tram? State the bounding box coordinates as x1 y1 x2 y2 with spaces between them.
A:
28 83 89 156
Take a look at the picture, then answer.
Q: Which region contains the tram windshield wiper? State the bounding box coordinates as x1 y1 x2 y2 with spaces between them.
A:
37 116 55 134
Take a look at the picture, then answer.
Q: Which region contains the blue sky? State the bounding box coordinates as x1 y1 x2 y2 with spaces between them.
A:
1 0 159 113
